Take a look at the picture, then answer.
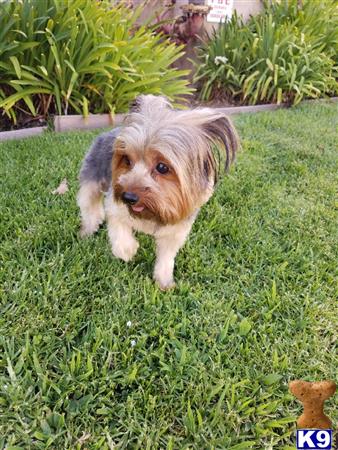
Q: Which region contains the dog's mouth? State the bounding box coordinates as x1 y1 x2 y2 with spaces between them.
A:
131 204 145 213
128 202 158 222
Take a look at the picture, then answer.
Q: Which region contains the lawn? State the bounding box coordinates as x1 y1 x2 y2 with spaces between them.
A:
0 101 337 450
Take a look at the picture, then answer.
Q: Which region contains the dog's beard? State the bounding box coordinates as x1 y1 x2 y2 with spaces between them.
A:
113 181 191 225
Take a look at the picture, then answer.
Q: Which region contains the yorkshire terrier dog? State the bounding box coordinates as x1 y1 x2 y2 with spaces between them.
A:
77 95 239 289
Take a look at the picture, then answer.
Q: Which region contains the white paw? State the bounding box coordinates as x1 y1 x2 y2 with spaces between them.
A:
80 222 100 238
112 239 139 262
156 279 176 291
79 210 104 238
153 272 176 291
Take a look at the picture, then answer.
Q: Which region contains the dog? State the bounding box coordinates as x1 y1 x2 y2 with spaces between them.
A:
77 95 239 289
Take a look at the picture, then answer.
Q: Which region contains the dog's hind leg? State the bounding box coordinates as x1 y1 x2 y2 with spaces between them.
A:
77 181 105 237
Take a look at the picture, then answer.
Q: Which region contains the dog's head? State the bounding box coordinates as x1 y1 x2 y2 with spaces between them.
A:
112 95 239 225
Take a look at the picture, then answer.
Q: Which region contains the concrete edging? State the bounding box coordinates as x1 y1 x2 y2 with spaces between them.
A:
42 97 338 131
215 103 282 115
0 97 336 141
51 103 284 133
214 96 337 115
0 126 47 141
54 113 126 132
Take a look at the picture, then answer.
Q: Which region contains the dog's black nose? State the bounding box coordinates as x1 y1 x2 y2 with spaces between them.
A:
121 191 139 205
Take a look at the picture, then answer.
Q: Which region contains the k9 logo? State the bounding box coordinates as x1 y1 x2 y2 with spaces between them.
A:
296 429 332 450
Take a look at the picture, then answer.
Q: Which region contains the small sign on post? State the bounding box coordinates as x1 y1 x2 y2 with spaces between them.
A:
206 0 233 23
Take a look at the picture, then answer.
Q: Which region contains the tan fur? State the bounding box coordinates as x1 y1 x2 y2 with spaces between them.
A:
112 148 191 224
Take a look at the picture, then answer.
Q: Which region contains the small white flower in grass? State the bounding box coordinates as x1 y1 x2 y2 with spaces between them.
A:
214 56 228 66
126 321 132 328
131 339 136 347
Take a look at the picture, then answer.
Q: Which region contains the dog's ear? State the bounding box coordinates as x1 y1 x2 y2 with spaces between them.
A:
202 114 239 174
177 108 239 178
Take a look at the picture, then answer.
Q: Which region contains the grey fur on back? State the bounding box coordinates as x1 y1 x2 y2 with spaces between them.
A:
79 127 121 189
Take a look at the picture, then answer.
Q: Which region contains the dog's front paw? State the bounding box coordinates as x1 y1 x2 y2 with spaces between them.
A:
156 279 176 291
79 215 104 238
112 238 139 262
80 225 97 238
154 273 176 291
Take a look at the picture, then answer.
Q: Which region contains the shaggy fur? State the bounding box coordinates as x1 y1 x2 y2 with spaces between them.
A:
77 95 239 289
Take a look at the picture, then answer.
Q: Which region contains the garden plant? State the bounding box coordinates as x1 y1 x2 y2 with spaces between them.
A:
195 0 338 105
0 0 191 128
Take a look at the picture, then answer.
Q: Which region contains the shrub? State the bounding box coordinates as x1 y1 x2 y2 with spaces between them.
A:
0 0 191 125
195 0 338 105
263 0 338 61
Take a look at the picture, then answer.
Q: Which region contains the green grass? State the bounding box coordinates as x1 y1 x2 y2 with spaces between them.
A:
0 101 337 450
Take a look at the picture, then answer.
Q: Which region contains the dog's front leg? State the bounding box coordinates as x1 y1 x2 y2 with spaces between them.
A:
105 200 139 262
107 218 139 262
154 222 192 290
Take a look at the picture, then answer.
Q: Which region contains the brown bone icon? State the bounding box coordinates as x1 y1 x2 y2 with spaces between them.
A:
289 380 336 429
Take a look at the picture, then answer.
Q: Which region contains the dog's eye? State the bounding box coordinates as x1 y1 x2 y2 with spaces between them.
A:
122 155 131 166
156 162 169 174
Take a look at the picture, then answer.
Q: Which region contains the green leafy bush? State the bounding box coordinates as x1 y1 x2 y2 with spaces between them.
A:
195 0 338 105
0 0 191 125
263 0 338 61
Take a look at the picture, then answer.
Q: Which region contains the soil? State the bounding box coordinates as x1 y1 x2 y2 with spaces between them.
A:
0 113 48 132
